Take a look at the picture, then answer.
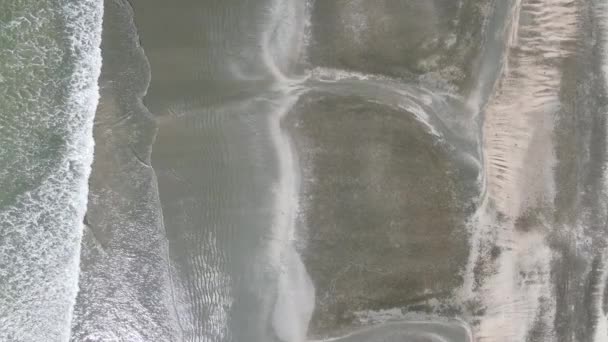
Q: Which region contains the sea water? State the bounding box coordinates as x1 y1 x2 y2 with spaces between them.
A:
0 1 102 340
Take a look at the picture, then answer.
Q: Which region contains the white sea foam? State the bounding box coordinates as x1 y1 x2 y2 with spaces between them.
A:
308 67 446 138
260 0 316 341
0 1 103 340
309 321 472 342
261 0 309 85
60 0 104 336
267 92 315 342
309 66 374 82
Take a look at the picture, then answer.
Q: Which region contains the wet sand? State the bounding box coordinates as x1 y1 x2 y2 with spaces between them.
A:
309 0 491 94
122 0 479 340
71 0 178 340
127 1 293 341
74 0 608 341
84 0 501 340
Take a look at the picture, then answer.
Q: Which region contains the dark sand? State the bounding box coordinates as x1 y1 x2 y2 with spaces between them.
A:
284 92 476 336
309 0 492 94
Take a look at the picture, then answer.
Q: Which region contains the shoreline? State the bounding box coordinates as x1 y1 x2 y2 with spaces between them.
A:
70 0 179 340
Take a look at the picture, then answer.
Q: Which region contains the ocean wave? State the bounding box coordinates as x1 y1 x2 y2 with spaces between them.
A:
0 1 103 340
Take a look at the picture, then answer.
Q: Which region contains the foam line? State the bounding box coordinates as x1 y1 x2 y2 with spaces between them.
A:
62 0 104 337
0 1 103 340
260 1 316 341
